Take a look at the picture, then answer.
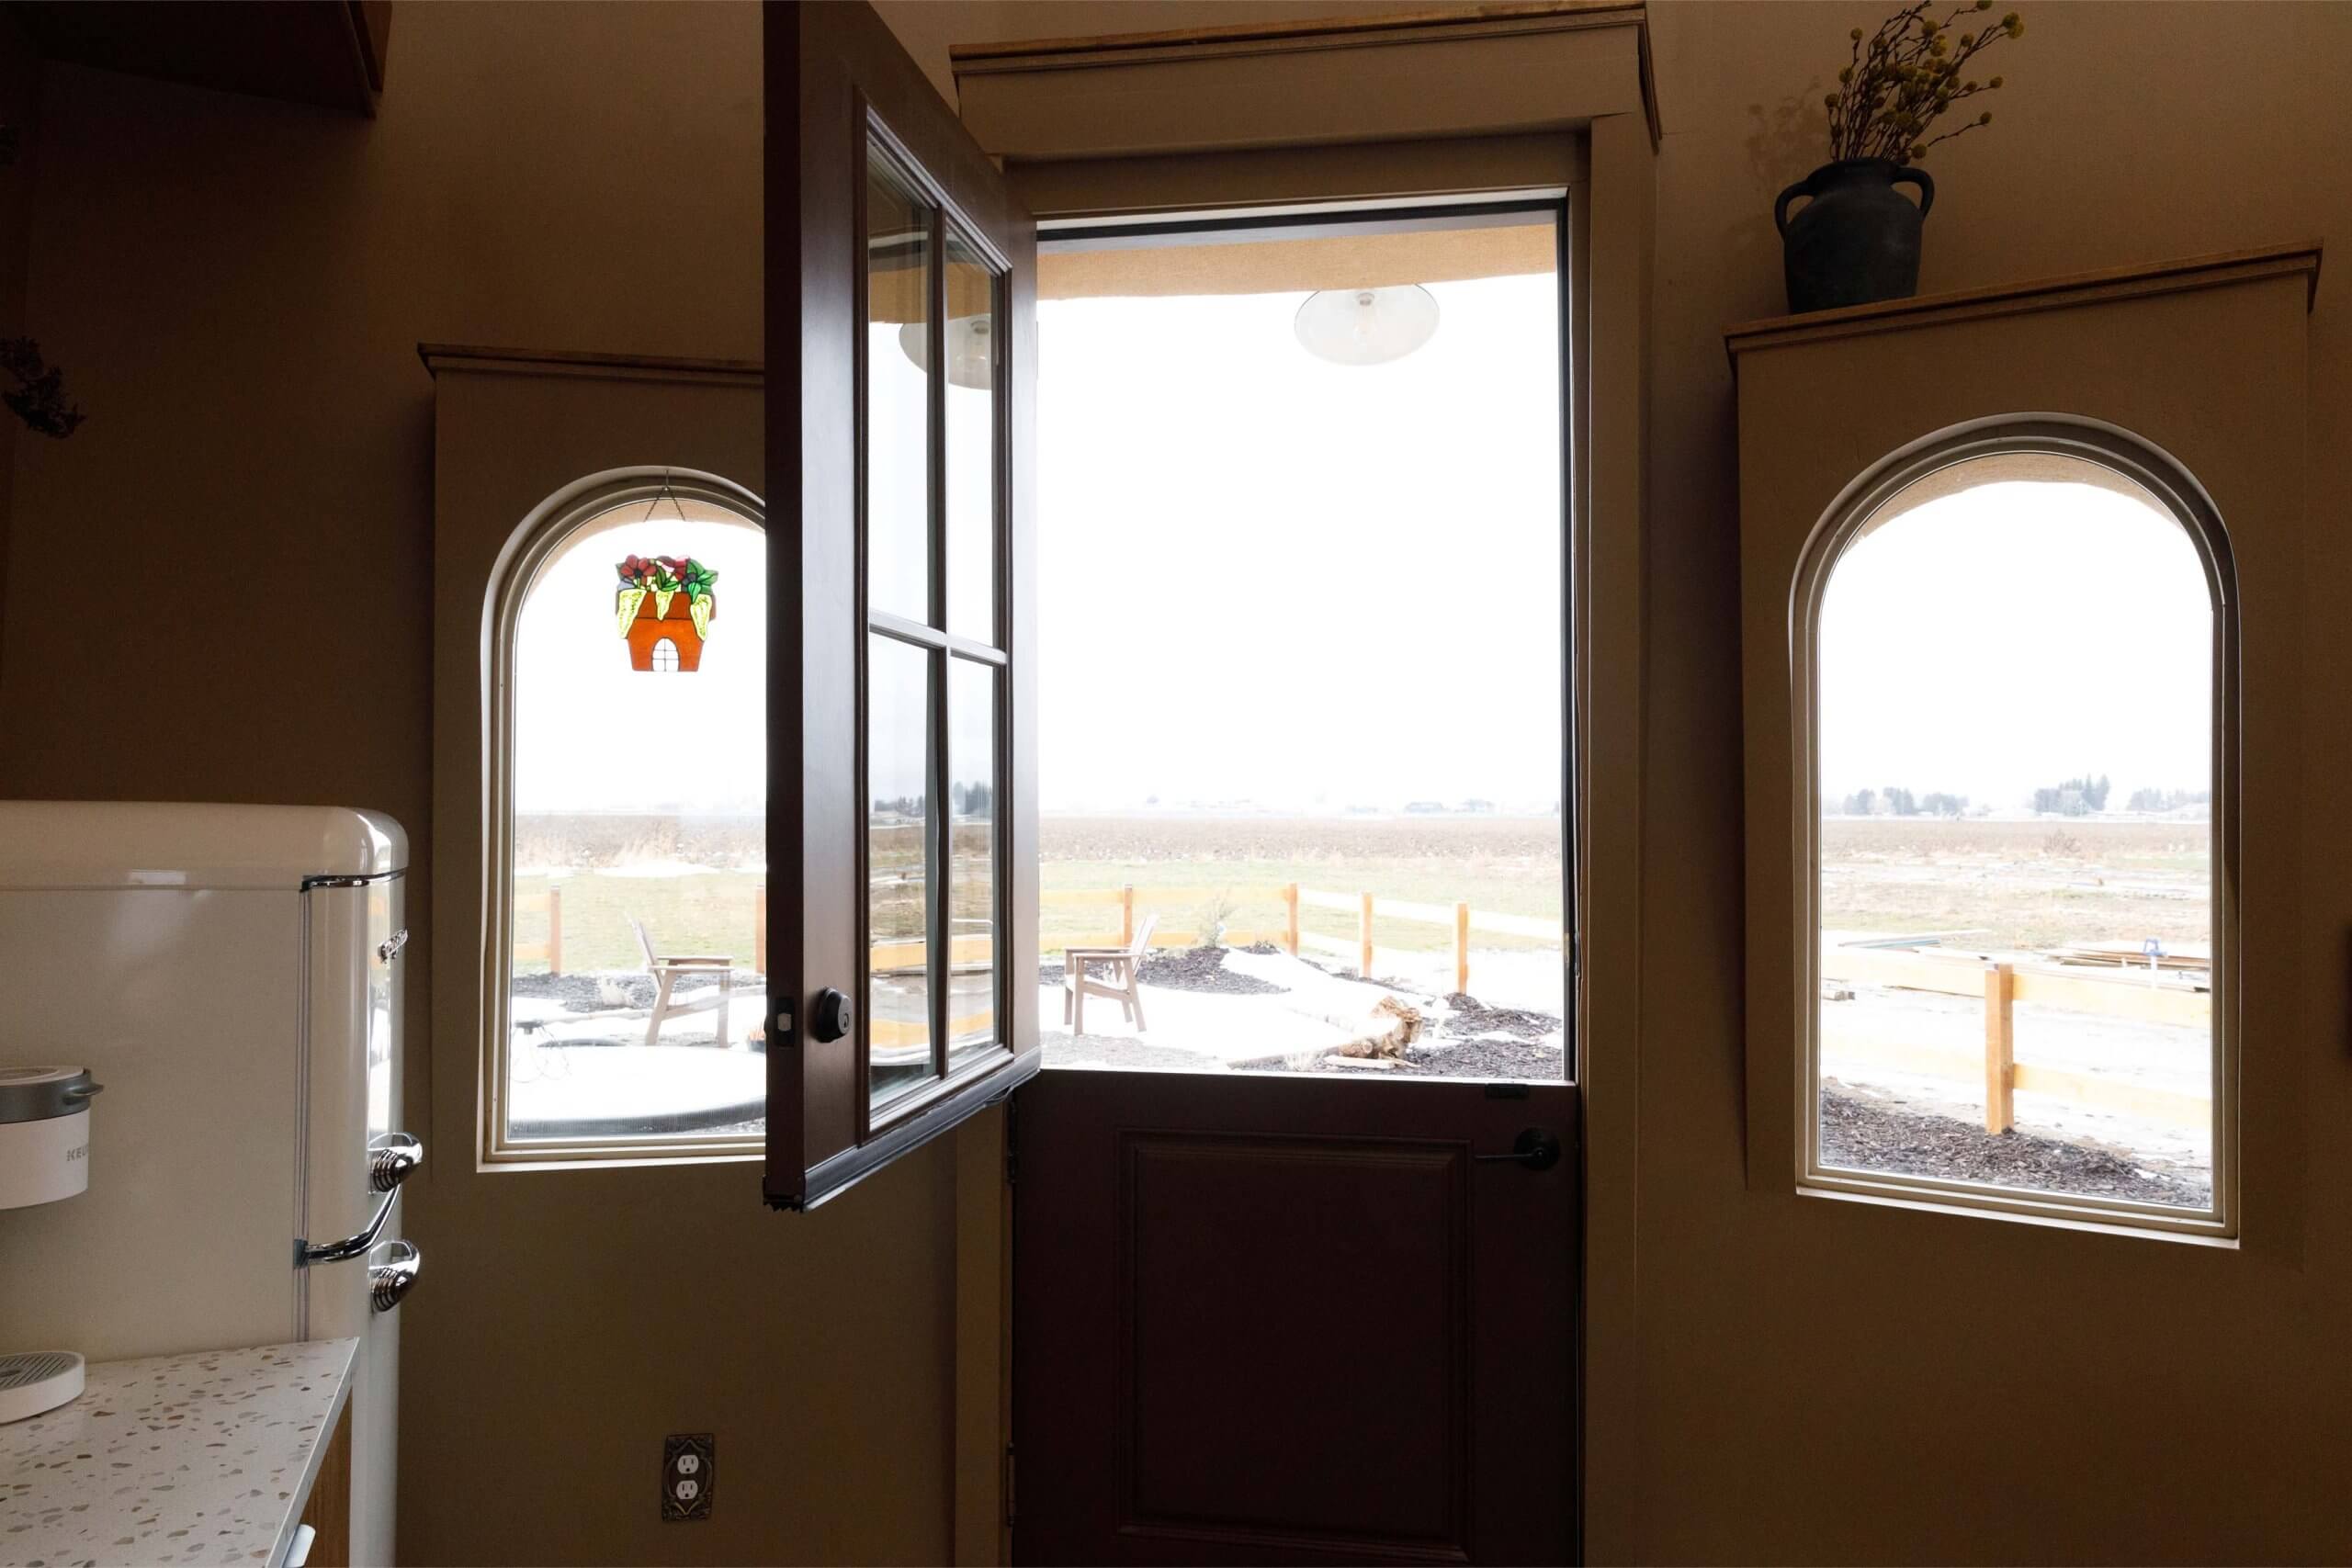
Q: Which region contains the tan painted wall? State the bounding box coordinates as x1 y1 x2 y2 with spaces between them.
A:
2 6 960 1563
875 0 2352 1562
1644 6 2349 1561
10 0 2348 1560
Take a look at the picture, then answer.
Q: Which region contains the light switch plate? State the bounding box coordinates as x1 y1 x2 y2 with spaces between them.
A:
662 1433 714 1522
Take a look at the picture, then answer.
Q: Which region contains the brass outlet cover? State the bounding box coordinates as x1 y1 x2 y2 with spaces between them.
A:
662 1433 715 1522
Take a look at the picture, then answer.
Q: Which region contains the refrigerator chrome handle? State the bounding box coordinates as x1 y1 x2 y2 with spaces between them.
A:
300 1133 423 1266
299 1189 398 1267
369 1131 424 1193
368 1240 420 1314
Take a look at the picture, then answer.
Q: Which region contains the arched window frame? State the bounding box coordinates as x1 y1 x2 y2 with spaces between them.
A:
480 466 767 1165
1789 416 2240 1236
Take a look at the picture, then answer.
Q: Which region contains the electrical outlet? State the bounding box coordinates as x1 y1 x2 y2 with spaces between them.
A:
662 1433 714 1522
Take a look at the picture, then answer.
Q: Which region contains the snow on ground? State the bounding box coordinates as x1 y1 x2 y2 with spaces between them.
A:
1040 976 1359 1068
1822 984 2212 1180
1042 947 1564 1072
592 859 721 878
506 1036 765 1136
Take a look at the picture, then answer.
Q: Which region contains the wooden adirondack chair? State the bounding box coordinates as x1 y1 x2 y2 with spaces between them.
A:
628 913 735 1048
1062 914 1159 1035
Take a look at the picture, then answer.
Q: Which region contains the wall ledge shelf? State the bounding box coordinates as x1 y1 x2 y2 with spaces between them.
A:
416 344 763 388
1724 241 2322 377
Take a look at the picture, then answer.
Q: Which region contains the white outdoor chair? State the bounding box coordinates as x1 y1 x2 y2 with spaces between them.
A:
628 912 735 1049
1061 914 1159 1035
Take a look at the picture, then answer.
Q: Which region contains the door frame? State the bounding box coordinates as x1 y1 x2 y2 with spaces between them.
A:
937 9 1657 1561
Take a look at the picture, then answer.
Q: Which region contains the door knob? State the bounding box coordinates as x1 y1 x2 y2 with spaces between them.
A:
811 987 854 1043
1475 1127 1561 1171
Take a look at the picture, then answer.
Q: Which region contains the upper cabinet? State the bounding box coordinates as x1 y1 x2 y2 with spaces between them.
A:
10 1 390 118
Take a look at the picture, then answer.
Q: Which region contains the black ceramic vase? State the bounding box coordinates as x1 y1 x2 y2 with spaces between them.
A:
1775 157 1935 313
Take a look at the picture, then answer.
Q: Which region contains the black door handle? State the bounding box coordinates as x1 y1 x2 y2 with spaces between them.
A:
1475 1127 1561 1171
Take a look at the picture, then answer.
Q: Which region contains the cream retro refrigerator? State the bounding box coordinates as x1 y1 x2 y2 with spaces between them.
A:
0 803 413 1565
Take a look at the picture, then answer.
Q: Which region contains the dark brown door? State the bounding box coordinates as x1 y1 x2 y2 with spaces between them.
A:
1013 1073 1577 1564
765 0 1039 1210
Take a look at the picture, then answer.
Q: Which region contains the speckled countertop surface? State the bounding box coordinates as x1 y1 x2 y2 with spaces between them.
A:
0 1339 356 1568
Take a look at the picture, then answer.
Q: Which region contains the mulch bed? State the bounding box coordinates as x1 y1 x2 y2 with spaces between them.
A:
1238 998 1569 1081
1818 1082 2211 1207
1374 1036 1566 1079
1439 993 1558 1043
1038 945 1287 997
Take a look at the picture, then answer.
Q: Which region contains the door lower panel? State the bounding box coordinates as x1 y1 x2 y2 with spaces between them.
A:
1014 1071 1577 1565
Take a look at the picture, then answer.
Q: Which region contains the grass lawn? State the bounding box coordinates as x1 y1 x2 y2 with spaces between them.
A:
513 870 766 975
1038 815 1565 955
507 815 2205 977
1819 818 2211 951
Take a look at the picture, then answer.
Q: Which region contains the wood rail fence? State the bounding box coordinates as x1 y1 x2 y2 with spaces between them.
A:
1818 943 2212 1133
514 886 564 974
1042 883 1562 995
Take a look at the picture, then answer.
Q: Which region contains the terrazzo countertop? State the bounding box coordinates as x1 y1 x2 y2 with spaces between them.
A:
0 1338 356 1568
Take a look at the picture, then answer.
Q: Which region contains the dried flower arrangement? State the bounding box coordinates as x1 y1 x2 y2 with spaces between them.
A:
0 337 82 438
1826 2 2025 166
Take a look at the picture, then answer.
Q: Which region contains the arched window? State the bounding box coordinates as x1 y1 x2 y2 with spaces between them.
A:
1797 425 2234 1233
485 470 766 1157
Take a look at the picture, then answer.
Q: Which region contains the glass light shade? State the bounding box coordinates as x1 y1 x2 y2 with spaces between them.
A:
1294 285 1439 367
899 315 995 389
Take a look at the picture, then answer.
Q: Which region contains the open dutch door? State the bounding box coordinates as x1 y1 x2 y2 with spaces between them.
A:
764 1 1037 1208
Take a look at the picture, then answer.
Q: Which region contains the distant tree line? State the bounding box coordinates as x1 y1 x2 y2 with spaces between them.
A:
2031 773 2110 816
1837 786 1970 818
2125 785 2211 812
1837 773 2210 818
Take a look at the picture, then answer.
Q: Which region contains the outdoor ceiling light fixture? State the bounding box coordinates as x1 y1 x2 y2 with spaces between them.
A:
1294 284 1439 367
899 315 995 389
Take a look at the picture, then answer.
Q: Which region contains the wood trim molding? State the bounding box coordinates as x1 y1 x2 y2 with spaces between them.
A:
951 1 1645 67
1008 134 1583 222
951 3 1657 161
1723 242 2323 374
415 344 763 387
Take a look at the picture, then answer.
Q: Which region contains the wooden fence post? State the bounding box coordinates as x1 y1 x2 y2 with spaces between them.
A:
755 886 767 975
1454 901 1471 996
1984 962 2015 1134
547 884 563 976
1282 884 1300 956
1359 892 1374 978
1121 885 1136 947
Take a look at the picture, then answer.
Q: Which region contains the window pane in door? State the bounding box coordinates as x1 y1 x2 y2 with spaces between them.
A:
945 232 999 643
866 149 933 624
1035 209 1566 1082
868 632 935 1109
948 655 1001 1071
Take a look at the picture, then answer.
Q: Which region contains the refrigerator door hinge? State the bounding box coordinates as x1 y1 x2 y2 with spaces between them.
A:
1002 1441 1016 1529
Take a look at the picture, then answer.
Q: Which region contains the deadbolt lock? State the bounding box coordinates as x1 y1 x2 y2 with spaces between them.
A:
811 987 854 1043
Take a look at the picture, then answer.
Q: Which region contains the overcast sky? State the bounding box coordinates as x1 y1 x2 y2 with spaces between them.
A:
1036 271 1565 813
514 513 765 816
1818 479 2213 808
